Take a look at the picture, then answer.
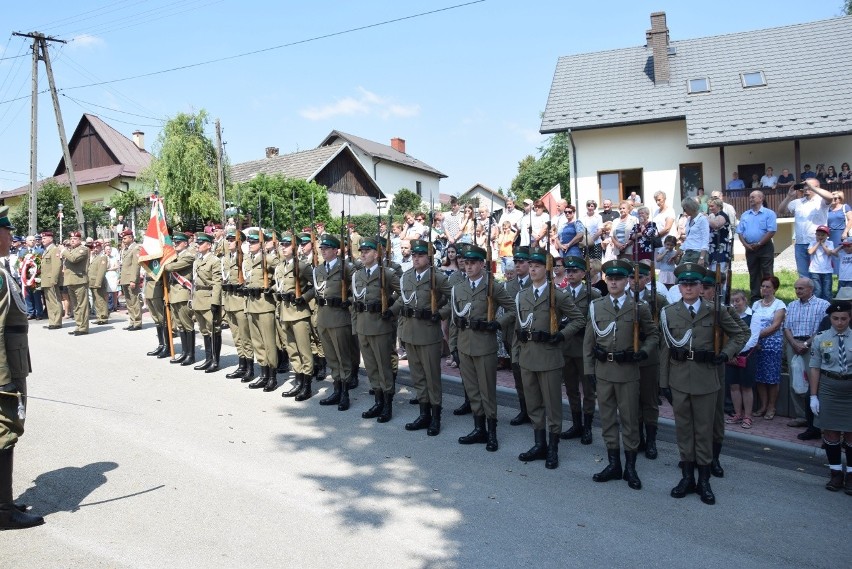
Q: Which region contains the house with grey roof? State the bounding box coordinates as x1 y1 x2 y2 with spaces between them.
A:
540 12 852 239
318 130 447 204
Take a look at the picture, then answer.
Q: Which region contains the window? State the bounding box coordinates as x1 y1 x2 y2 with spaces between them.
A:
679 163 704 201
741 71 766 88
597 169 643 204
416 181 422 196
687 78 710 94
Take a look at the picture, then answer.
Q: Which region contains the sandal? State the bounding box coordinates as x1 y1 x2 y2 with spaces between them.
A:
725 414 743 424
741 417 753 429
449 361 458 368
754 409 766 417
764 409 776 420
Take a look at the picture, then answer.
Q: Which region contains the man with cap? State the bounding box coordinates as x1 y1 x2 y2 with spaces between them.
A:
39 230 63 329
559 255 601 444
222 230 254 381
314 233 356 411
452 245 516 451
243 228 280 389
191 232 223 373
503 246 534 426
0 206 44 530
515 247 584 469
393 239 452 435
164 233 196 365
353 236 400 423
297 232 327 387
62 230 90 336
808 300 852 493
142 246 168 358
447 243 474 416
584 258 658 489
660 262 747 505
212 223 226 257
87 240 110 325
118 229 142 331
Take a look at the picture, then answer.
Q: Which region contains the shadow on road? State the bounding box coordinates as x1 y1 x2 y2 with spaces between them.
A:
17 461 119 516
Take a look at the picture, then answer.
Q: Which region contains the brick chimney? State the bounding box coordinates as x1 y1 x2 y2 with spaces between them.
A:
646 12 670 85
132 130 145 150
390 137 406 154
265 147 279 158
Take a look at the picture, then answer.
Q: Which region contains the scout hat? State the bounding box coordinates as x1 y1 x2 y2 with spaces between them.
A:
463 245 487 261
455 243 472 257
195 232 213 243
374 235 388 249
564 256 586 270
0 206 15 230
513 246 530 261
834 287 852 301
359 236 378 251
528 247 549 265
674 262 705 283
319 234 340 248
263 229 275 241
409 239 430 255
826 300 852 314
602 259 632 277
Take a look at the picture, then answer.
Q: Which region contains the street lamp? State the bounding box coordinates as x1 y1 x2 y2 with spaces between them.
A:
57 203 64 242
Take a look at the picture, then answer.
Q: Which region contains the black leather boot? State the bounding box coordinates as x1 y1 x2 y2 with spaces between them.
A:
696 465 716 505
560 411 583 440
671 461 696 498
545 433 560 470
622 451 642 490
453 391 472 416
458 415 487 444
194 335 213 370
248 366 269 389
593 449 623 482
263 368 277 392
240 358 255 383
377 392 393 423
157 329 173 359
338 383 350 411
295 375 314 402
644 424 658 460
509 396 531 426
347 371 359 389
580 413 594 445
226 357 247 379
179 331 196 366
147 325 165 356
205 333 221 373
637 423 647 452
405 403 431 431
710 442 725 478
320 381 342 406
362 391 384 419
276 349 290 373
282 374 304 398
519 429 548 462
427 405 441 436
171 331 189 364
0 448 44 531
314 356 327 382
485 418 499 451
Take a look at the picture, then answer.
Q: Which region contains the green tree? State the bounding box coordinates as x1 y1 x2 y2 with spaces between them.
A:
391 188 424 215
230 174 330 233
108 186 148 232
509 132 571 202
845 0 852 15
11 180 107 238
140 110 223 227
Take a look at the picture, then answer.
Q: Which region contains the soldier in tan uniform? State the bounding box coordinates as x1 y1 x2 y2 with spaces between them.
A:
297 232 325 385
660 263 747 505
165 233 196 365
38 230 63 330
143 263 167 358
0 207 44 530
87 240 109 325
275 232 315 399
118 229 142 331
62 230 90 336
191 233 223 373
503 246 532 426
243 229 280 390
584 259 658 490
515 248 585 469
222 230 254 381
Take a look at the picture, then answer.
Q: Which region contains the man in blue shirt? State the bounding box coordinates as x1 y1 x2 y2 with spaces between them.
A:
800 164 817 182
737 190 778 301
726 172 746 191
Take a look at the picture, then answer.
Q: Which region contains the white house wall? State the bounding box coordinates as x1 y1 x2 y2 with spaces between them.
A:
346 145 442 203
328 193 378 217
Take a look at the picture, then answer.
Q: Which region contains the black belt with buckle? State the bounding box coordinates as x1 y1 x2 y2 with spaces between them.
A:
821 370 852 380
354 301 381 313
670 348 715 363
594 345 634 363
318 297 344 308
402 307 434 320
519 330 555 343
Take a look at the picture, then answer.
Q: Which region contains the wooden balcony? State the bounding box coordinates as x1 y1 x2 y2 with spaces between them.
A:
725 181 852 219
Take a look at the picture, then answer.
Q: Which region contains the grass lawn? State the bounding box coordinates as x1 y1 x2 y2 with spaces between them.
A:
729 269 802 305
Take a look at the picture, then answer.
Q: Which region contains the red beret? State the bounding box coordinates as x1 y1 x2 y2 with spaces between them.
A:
120 229 134 238
40 230 53 237
69 230 82 238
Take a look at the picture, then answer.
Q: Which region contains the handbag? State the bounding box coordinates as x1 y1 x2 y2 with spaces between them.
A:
790 354 809 394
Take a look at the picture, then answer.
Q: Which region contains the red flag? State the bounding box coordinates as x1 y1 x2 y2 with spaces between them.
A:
540 183 562 216
139 196 176 282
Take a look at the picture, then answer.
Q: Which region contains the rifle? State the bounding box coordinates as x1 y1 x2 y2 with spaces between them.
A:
347 194 353 263
649 249 658 323
584 227 591 317
259 197 268 290
340 206 347 301
310 193 318 268
547 221 556 334
632 235 640 353
378 201 387 313
292 187 301 298
429 193 436 315
236 185 244 285
714 232 722 355
724 235 733 305
487 195 495 321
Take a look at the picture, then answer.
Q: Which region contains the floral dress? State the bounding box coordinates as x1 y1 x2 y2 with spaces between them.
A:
751 298 786 385
708 212 731 268
631 221 658 260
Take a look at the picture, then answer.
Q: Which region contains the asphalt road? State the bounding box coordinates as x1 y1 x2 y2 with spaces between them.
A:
2 322 848 568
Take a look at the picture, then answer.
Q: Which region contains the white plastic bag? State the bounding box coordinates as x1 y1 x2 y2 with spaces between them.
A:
790 354 809 395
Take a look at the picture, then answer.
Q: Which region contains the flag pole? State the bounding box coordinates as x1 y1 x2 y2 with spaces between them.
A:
163 277 175 358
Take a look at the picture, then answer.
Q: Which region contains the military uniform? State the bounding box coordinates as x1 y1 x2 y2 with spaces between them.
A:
222 232 254 381
164 234 196 365
144 276 167 357
62 233 90 335
243 230 280 389
87 245 109 324
191 232 223 373
503 247 532 426
298 234 325 384
635 269 668 460
275 233 315 399
119 233 142 330
39 233 63 329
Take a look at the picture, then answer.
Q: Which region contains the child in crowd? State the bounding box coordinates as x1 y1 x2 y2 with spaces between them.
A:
655 235 678 288
832 236 852 290
390 222 403 263
808 224 834 301
601 221 616 263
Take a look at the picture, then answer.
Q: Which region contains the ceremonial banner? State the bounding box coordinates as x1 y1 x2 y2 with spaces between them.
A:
139 196 176 282
540 183 562 216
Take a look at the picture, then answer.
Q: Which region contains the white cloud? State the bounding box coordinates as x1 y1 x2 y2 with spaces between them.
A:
70 34 105 49
300 87 420 121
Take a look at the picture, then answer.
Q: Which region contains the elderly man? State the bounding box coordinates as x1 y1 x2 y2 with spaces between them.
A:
498 198 523 233
783 278 830 439
760 167 778 189
677 197 709 266
726 172 746 191
518 199 534 246
551 200 568 235
599 199 619 224
778 178 833 277
738 190 778 301
776 168 795 190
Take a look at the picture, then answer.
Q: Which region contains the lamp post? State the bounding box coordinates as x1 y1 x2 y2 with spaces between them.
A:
57 203 64 241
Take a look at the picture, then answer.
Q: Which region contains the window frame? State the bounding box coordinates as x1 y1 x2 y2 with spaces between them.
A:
740 71 767 88
687 77 710 94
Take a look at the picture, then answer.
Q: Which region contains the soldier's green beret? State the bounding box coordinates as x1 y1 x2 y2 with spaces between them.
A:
527 247 549 265
278 231 293 244
602 259 632 277
409 239 430 255
0 206 15 230
827 300 852 314
463 246 487 261
564 256 586 270
195 232 213 243
244 229 260 242
173 232 188 243
674 262 705 284
320 234 340 248
359 237 378 250
513 246 530 261
297 232 312 244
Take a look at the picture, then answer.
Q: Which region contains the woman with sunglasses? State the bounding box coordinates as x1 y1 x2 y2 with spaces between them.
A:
558 206 584 258
828 192 852 277
840 162 852 183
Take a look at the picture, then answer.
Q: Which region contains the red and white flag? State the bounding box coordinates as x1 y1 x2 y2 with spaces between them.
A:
139 195 176 282
539 183 562 216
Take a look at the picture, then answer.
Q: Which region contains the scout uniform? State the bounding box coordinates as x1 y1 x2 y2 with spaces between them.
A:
503 246 532 426
191 232 223 373
118 230 142 330
559 256 600 444
222 230 254 381
243 229 280 390
0 207 44 530
516 248 585 469
87 243 109 324
165 233 196 365
62 231 90 335
353 236 400 423
39 231 63 329
583 259 658 490
451 245 516 451
314 234 355 411
660 263 747 505
393 239 452 435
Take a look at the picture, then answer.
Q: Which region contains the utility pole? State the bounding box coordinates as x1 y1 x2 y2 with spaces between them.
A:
214 119 226 225
14 31 85 235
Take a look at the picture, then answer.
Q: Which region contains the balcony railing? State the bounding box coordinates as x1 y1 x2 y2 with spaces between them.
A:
725 181 852 219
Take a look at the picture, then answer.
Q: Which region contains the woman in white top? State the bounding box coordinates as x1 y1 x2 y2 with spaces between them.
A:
104 243 120 311
651 191 675 239
610 201 637 259
530 200 550 247
579 199 603 258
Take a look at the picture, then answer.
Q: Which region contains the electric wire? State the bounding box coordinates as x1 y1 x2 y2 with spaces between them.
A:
62 0 220 39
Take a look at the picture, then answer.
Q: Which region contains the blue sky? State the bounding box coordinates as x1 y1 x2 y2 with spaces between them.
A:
0 0 844 196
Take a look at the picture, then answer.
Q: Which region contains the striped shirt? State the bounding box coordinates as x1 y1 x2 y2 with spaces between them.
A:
784 295 830 337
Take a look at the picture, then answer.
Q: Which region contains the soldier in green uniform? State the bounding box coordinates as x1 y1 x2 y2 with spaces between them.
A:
503 246 532 426
447 244 472 416
165 233 196 365
452 245 516 451
191 233 223 373
515 247 585 469
660 263 747 505
39 230 63 330
243 229 280 390
143 257 167 358
353 236 400 422
118 229 142 331
584 259 658 490
0 207 44 529
314 234 355 411
87 240 110 325
559 255 600 444
222 230 254 381
393 239 452 435
62 230 90 336
297 232 326 385
275 232 315 399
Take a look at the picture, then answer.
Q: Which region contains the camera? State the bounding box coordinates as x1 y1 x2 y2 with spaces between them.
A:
793 182 806 191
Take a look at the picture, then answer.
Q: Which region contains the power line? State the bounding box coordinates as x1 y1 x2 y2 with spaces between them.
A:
28 0 141 35
61 93 165 122
0 167 27 175
61 94 163 128
64 0 224 39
